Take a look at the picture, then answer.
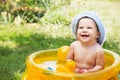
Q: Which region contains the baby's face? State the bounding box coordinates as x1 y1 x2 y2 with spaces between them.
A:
76 18 99 43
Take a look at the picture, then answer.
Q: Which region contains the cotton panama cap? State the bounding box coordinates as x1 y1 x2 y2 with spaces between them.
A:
71 11 105 45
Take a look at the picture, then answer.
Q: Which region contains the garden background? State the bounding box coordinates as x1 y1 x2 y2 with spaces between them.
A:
0 0 120 80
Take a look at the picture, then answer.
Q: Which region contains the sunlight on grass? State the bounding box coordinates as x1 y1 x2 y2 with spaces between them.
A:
0 40 18 49
38 23 73 38
14 70 22 80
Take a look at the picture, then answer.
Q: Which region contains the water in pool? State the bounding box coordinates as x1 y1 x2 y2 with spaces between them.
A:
38 60 57 72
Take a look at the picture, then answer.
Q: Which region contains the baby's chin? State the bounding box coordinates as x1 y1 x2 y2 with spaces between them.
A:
80 37 90 42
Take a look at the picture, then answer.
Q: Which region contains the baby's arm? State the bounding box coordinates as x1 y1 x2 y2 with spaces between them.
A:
87 49 105 73
66 44 74 61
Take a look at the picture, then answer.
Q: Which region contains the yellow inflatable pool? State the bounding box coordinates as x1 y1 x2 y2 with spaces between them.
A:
22 48 120 80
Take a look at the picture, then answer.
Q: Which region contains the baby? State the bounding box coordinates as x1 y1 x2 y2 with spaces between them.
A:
66 11 106 73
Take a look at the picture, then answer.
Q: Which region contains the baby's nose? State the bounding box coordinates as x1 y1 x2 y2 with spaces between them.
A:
82 28 87 32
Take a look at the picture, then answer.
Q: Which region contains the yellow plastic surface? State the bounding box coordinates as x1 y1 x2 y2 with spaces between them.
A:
22 49 120 80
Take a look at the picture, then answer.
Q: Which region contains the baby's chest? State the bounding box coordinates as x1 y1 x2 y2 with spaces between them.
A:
74 50 96 62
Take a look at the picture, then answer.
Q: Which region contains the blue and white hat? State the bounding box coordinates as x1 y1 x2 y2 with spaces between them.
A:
71 11 106 45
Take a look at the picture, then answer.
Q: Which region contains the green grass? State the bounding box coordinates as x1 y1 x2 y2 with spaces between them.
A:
0 0 120 80
0 24 74 80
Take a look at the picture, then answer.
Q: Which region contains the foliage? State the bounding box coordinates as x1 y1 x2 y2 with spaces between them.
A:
35 0 74 24
0 12 14 23
11 7 45 23
0 0 51 23
40 0 83 25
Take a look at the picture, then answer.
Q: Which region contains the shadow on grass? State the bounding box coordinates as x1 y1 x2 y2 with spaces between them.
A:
9 33 75 53
0 46 14 55
0 33 74 80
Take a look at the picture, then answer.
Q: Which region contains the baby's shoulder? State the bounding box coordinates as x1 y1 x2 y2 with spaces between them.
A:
95 44 104 54
70 41 79 46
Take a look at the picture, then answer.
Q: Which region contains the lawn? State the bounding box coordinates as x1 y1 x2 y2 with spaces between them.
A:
0 0 120 80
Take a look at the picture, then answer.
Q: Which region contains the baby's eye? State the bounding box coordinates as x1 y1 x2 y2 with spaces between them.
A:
78 26 83 29
87 27 92 29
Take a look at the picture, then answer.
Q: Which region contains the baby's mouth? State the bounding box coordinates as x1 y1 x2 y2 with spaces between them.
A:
81 34 89 38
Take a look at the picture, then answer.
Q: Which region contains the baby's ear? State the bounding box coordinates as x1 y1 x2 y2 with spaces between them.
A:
96 32 100 38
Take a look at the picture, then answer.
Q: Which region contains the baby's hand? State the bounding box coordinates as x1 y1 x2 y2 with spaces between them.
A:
80 69 89 73
74 68 89 73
